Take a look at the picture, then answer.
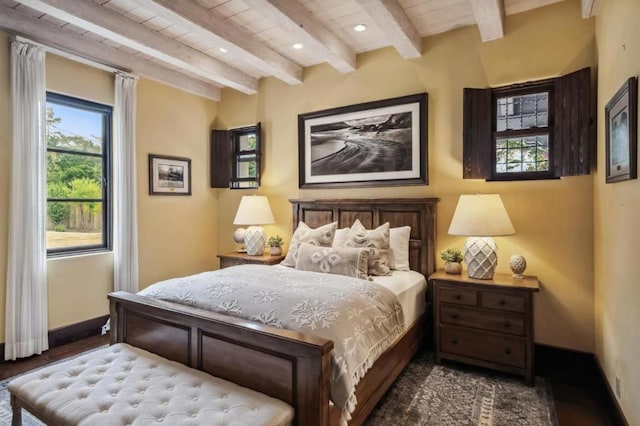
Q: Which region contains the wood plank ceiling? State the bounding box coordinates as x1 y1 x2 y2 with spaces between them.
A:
0 0 598 101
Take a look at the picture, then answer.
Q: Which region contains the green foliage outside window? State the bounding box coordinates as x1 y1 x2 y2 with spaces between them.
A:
46 107 103 231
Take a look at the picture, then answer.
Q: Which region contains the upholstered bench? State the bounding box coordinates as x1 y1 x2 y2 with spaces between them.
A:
9 343 294 426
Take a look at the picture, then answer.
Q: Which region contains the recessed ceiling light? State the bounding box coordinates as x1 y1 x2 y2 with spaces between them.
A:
219 47 228 53
353 24 367 32
293 43 304 50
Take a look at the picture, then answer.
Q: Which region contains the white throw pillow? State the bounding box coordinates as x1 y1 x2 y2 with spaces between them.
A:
280 221 337 267
344 220 391 276
389 226 411 271
332 227 350 248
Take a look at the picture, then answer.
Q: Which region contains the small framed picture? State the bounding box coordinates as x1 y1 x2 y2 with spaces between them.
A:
148 154 192 195
605 77 637 183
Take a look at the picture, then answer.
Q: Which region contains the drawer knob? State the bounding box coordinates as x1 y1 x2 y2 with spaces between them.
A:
504 321 511 328
504 347 511 355
499 299 506 305
451 314 459 320
454 294 462 300
451 338 458 345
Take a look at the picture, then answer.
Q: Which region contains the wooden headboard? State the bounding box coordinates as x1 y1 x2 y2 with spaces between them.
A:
290 198 439 276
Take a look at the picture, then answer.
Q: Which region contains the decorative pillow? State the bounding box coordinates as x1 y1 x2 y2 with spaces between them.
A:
344 219 391 276
332 227 350 248
280 221 337 267
295 243 369 280
389 226 411 271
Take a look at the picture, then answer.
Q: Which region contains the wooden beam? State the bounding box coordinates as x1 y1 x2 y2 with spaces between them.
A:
356 0 421 59
0 6 221 101
246 0 356 73
13 0 257 94
469 0 504 42
129 0 302 85
582 0 600 18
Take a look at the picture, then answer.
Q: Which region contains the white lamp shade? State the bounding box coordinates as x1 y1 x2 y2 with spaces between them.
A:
233 196 275 225
448 194 515 280
448 194 515 237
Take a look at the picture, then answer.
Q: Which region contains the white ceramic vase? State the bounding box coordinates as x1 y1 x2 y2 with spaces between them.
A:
509 254 527 279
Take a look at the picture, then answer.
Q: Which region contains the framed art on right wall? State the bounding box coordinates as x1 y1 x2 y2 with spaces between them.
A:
605 76 638 183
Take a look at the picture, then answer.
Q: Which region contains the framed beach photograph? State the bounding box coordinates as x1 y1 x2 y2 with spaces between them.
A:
605 77 637 183
298 93 428 188
149 154 192 195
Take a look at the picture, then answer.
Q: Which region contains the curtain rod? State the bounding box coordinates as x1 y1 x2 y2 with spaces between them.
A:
14 35 134 76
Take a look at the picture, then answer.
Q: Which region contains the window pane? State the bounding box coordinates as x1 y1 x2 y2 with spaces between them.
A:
47 152 103 199
47 201 103 249
238 133 256 151
46 103 103 154
495 135 549 174
237 157 257 178
46 92 111 255
496 92 548 131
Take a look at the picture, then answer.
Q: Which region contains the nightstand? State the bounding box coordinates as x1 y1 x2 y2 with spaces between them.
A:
217 251 285 269
429 269 540 385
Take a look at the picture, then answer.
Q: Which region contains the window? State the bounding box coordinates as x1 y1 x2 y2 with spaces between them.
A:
46 92 112 256
210 123 262 189
463 67 592 180
493 84 553 178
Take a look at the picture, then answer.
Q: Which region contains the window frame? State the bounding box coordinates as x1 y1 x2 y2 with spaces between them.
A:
490 80 556 181
229 123 261 189
46 92 113 257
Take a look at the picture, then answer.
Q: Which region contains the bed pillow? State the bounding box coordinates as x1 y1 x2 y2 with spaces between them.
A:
332 227 350 248
295 243 369 280
281 221 338 267
344 220 391 276
389 226 411 271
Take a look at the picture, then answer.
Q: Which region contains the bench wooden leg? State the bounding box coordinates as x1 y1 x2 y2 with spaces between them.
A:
10 393 22 426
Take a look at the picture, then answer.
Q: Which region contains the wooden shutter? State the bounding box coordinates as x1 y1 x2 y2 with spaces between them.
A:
210 129 231 188
554 67 592 176
463 88 493 179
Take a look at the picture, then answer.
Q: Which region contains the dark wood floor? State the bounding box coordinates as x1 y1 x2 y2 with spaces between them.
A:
0 335 613 425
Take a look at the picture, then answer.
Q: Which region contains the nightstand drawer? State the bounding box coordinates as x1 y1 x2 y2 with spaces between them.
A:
480 291 525 312
440 305 525 336
220 259 243 269
438 287 477 306
440 326 526 369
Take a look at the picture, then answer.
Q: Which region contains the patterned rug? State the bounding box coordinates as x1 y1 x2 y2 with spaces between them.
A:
367 352 558 426
0 350 557 426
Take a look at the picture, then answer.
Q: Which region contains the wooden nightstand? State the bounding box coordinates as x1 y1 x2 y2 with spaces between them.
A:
217 251 285 269
429 269 540 385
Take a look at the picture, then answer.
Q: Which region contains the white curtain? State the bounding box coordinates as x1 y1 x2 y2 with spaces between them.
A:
5 40 48 361
113 72 139 294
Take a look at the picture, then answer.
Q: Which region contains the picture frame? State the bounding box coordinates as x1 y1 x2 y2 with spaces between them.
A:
605 77 637 183
298 93 428 188
148 154 192 195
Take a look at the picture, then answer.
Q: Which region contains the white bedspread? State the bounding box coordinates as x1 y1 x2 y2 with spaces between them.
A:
139 265 405 425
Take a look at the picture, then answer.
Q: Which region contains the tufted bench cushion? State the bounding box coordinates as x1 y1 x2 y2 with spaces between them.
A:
9 343 294 426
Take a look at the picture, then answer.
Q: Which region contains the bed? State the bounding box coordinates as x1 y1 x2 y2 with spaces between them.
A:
109 197 439 425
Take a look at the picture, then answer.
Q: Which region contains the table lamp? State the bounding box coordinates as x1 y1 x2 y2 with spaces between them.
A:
233 195 275 256
448 194 515 279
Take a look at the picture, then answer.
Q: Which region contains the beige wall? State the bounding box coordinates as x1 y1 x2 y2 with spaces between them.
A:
594 1 640 424
0 34 218 344
216 0 597 351
136 78 218 289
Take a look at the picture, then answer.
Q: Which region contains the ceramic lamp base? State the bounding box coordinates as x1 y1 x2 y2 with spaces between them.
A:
244 226 266 256
464 237 498 280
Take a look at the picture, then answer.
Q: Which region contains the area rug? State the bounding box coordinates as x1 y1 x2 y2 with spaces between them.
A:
366 352 558 426
0 350 557 426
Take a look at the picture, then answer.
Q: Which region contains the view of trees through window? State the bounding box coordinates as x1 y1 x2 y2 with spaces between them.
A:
46 93 111 253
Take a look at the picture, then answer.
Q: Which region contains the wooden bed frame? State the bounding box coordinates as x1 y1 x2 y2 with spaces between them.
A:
109 197 438 425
